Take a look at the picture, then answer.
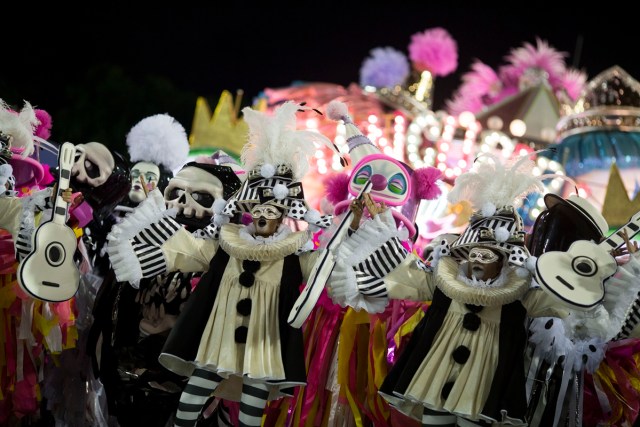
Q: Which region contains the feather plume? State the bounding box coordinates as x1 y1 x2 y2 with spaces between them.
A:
0 99 36 157
126 114 190 171
413 166 442 200
34 109 53 140
408 27 458 77
241 101 336 180
323 172 350 205
447 152 544 209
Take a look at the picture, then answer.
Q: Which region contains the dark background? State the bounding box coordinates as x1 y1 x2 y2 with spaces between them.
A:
2 4 637 157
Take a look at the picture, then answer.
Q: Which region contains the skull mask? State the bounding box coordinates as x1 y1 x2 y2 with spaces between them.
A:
72 142 115 188
67 142 131 222
164 162 242 231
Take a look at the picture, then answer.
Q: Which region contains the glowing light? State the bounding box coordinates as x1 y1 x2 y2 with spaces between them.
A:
368 115 378 124
519 148 529 156
445 169 454 178
317 158 326 167
458 111 475 128
306 118 319 129
315 150 324 158
453 167 462 176
407 144 417 153
335 135 346 144
509 119 527 137
429 126 441 138
531 208 540 218
458 159 467 168
378 138 388 147
437 163 447 171
440 142 449 152
318 165 328 174
437 153 447 162
487 116 503 130
383 146 394 156
394 115 405 124
578 187 588 198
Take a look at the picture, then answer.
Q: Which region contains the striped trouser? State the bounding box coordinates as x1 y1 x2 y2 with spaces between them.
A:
174 368 223 427
422 408 492 427
238 382 270 427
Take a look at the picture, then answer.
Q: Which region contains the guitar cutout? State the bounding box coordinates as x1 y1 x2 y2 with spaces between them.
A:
535 209 640 309
288 179 372 328
18 142 80 302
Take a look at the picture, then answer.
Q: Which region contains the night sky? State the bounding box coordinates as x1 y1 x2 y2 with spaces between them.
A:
2 4 638 148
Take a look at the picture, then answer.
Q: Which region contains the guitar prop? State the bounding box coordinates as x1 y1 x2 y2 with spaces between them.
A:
18 142 81 302
535 209 640 309
288 179 372 328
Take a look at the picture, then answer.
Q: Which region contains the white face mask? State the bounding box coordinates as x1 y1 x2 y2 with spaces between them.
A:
129 161 160 203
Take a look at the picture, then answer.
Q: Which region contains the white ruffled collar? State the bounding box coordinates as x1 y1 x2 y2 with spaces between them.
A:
220 223 310 261
435 256 530 307
238 223 292 245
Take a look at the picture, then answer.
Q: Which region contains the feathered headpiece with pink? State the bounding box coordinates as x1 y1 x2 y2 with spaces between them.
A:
446 38 587 115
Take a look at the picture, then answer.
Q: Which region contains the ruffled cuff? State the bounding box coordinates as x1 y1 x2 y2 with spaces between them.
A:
605 253 640 340
106 189 179 285
328 210 408 313
330 259 389 313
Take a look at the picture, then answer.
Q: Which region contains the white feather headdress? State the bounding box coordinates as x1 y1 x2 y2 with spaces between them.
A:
0 99 38 157
240 101 338 180
448 152 544 210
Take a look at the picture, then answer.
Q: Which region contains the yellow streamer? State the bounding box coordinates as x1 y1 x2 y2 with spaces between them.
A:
338 309 366 427
393 305 426 348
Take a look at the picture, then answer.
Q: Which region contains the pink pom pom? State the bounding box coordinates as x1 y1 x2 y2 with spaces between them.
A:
323 173 350 205
34 110 52 140
413 167 442 200
326 100 349 122
408 27 458 77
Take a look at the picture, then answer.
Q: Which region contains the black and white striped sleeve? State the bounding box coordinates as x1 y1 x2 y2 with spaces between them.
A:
106 189 181 285
329 210 409 313
602 253 640 341
130 217 182 278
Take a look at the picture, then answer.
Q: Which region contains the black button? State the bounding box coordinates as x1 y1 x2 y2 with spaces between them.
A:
464 304 483 313
239 271 255 288
545 319 554 329
462 312 481 331
235 326 248 343
242 260 261 272
452 345 470 364
237 298 252 316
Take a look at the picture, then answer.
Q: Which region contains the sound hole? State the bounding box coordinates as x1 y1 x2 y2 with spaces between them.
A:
45 242 66 267
571 256 597 277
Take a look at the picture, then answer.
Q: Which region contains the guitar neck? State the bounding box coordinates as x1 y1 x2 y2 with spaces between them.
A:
52 143 76 226
599 213 640 251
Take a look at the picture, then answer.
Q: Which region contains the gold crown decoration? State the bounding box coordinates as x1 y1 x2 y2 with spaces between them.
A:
602 162 640 227
189 90 251 157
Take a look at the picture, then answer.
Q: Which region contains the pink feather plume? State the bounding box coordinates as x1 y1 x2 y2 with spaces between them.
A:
408 27 458 77
34 109 52 140
323 172 350 205
412 167 442 200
